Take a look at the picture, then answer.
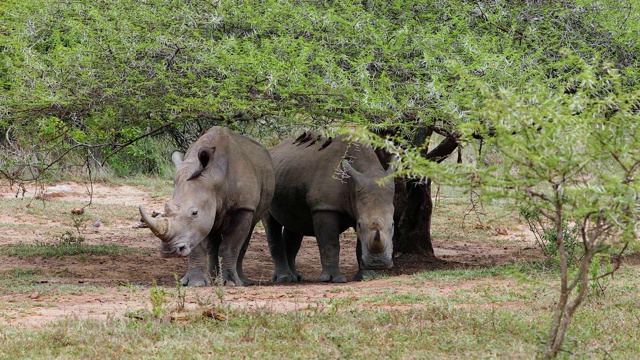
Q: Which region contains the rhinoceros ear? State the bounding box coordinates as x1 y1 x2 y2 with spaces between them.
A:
187 147 216 181
385 154 399 176
342 160 365 181
172 151 185 167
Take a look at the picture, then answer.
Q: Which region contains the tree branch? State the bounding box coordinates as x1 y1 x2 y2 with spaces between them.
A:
425 136 460 163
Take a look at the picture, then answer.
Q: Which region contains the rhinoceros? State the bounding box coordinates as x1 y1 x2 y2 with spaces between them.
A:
139 126 275 286
264 133 395 283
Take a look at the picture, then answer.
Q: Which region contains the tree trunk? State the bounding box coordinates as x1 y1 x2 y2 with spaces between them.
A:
375 125 460 258
393 178 434 256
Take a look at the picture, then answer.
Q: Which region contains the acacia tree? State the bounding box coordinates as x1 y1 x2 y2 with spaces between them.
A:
368 55 639 358
475 61 639 360
1 0 638 262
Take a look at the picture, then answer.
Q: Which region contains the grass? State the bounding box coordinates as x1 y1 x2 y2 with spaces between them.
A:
0 266 109 295
0 241 134 258
0 230 138 258
114 175 174 198
0 265 638 358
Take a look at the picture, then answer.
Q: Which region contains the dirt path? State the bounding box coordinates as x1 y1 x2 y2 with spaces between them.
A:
0 181 541 327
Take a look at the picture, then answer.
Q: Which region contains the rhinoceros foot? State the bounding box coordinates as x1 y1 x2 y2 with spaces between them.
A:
219 268 249 286
353 269 380 281
272 271 304 283
180 266 212 287
319 271 347 283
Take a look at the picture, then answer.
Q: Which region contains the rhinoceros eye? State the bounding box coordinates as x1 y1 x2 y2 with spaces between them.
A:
191 209 198 217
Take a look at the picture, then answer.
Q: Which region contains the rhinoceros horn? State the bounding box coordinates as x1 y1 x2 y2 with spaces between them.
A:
370 229 385 254
139 206 170 240
164 202 179 217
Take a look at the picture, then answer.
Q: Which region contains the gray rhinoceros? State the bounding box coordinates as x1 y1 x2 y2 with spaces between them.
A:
264 133 395 283
139 126 275 286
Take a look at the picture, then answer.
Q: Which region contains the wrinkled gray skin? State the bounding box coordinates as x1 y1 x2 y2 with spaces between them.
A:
139 126 274 286
264 134 395 283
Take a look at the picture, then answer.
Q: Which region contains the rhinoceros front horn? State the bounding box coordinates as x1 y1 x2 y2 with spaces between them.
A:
139 206 170 240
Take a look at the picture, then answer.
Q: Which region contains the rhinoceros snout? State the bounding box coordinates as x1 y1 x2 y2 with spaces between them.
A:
361 252 393 270
362 258 393 270
160 243 191 258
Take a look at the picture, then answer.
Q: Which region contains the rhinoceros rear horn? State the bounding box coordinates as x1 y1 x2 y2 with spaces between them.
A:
172 151 185 167
187 147 216 181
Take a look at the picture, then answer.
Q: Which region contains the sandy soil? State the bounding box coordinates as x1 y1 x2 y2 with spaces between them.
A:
0 181 542 327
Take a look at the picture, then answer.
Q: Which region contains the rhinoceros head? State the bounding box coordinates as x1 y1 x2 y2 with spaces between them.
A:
343 160 395 270
140 147 223 258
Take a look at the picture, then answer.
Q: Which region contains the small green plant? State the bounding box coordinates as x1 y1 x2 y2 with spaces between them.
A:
149 280 167 317
52 230 86 247
70 214 88 236
119 283 142 293
520 207 581 264
173 274 186 312
589 252 615 294
540 224 581 263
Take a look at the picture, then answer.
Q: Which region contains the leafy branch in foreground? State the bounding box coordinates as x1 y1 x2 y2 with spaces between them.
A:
352 53 639 358
459 57 640 359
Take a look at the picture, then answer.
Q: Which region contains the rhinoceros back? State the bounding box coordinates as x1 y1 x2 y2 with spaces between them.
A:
268 133 383 236
184 126 274 221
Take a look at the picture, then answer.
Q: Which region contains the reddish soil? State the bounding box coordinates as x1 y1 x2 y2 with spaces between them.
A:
0 181 543 327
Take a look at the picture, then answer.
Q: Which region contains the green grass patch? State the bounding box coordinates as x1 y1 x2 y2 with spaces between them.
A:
0 280 637 359
114 175 173 198
0 267 43 280
410 265 515 282
0 232 136 257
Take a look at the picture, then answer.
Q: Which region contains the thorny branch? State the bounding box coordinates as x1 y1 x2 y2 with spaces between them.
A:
472 1 525 44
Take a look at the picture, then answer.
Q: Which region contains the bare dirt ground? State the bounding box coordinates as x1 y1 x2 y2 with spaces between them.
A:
0 181 542 327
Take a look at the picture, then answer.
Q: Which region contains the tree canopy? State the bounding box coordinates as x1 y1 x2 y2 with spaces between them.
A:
2 0 637 177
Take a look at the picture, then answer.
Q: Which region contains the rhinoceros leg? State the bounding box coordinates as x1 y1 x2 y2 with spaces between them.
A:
283 228 304 281
264 213 299 283
181 240 212 287
207 233 222 279
312 211 347 283
218 210 254 286
235 227 254 286
353 238 379 281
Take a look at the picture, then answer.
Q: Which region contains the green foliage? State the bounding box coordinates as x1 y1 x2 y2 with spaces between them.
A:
149 280 167 317
589 252 614 294
330 4 640 355
446 52 638 360
2 0 638 179
520 207 581 263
